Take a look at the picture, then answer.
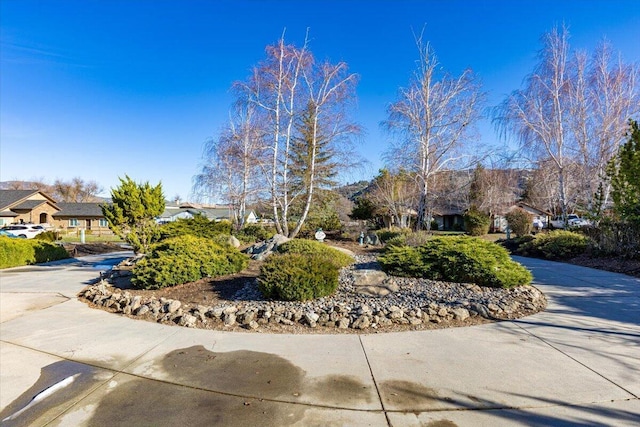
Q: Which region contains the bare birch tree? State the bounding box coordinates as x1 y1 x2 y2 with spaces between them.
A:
494 26 639 223
193 103 266 227
235 32 360 238
383 34 484 230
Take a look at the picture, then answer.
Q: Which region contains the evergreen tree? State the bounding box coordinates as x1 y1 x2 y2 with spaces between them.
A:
101 176 165 253
290 101 338 196
608 120 640 223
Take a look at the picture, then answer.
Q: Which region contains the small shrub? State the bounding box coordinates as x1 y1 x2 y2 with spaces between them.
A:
234 224 276 244
379 236 532 288
384 231 432 250
0 238 69 269
132 235 248 289
277 239 354 268
158 216 233 241
376 227 411 243
258 253 339 301
35 230 61 242
464 207 491 236
505 208 533 237
521 230 589 260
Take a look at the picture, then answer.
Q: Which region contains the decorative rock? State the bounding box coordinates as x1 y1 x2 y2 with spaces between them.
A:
179 314 197 328
227 235 241 248
224 313 236 326
135 305 150 316
451 308 470 321
165 300 181 314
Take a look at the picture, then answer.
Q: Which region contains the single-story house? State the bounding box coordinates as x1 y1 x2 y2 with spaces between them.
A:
157 206 258 225
52 202 112 235
0 190 59 227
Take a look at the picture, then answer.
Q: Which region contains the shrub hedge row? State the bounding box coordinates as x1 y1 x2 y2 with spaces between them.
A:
0 237 70 269
379 235 532 288
516 230 589 260
132 235 248 290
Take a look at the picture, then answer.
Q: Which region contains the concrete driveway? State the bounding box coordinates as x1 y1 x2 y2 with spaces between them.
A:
0 252 638 426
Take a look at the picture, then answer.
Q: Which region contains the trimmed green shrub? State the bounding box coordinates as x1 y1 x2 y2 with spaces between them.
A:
258 253 339 301
276 239 354 268
505 208 533 237
384 230 432 250
132 235 248 289
35 230 61 242
234 224 276 244
379 236 532 288
464 207 491 236
0 237 70 269
376 227 411 243
158 216 233 241
520 230 589 260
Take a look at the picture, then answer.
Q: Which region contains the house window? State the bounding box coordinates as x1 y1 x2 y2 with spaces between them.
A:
69 219 79 227
99 219 108 227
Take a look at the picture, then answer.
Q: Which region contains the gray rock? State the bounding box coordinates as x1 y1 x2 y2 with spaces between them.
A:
135 305 150 316
224 313 236 326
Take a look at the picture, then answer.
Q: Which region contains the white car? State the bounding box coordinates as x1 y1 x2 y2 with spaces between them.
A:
550 214 589 229
1 224 46 239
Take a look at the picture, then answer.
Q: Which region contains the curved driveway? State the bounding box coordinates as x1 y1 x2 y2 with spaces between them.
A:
1 253 638 426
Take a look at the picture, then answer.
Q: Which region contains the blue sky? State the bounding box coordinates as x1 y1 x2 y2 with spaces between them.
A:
1 0 639 201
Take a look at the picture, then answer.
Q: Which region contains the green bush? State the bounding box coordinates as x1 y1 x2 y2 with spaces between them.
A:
276 239 354 268
464 207 491 236
35 230 61 242
258 253 339 301
384 230 432 250
379 236 532 288
505 208 533 237
158 216 233 241
520 230 589 260
376 227 411 243
0 238 70 269
234 224 276 244
132 235 248 289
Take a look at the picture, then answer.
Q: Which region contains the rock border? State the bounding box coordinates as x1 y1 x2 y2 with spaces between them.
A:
79 255 547 333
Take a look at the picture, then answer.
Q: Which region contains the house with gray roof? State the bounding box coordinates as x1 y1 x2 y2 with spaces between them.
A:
0 190 59 226
52 202 112 234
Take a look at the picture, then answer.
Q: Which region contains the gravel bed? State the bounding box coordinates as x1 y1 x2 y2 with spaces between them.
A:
80 255 547 334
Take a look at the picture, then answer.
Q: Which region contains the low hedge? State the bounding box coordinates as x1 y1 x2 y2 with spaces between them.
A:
258 253 339 301
234 224 276 244
132 235 248 290
378 236 532 288
158 216 233 241
0 237 70 269
276 239 354 268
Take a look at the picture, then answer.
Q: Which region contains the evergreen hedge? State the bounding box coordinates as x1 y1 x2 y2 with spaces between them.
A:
132 235 248 289
258 253 339 301
379 236 532 288
0 237 70 269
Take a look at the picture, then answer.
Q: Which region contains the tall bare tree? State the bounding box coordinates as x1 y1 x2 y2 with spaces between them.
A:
53 177 103 202
494 26 639 223
193 103 266 227
235 32 360 238
383 34 484 230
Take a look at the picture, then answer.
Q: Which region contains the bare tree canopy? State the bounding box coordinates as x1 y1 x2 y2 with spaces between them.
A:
383 33 484 230
227 31 362 237
493 25 639 221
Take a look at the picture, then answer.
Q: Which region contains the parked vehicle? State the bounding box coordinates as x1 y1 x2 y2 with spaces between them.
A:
1 224 46 239
549 214 590 229
0 229 20 238
532 218 545 232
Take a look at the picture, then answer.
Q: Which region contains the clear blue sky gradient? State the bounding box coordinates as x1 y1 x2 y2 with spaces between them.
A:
1 0 639 200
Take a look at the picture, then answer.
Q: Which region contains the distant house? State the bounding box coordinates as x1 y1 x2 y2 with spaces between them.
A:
0 190 59 227
157 206 258 225
52 202 112 235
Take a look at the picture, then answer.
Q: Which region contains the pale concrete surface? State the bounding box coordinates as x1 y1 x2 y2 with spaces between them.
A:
0 252 638 426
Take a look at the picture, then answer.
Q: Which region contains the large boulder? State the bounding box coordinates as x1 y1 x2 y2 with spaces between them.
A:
243 234 290 260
